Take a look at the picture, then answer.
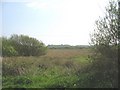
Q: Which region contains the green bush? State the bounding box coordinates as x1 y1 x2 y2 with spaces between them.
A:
88 0 118 88
2 37 18 56
2 34 47 57
2 45 18 56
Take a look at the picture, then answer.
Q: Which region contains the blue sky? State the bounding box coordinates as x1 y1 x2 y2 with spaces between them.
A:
1 0 109 45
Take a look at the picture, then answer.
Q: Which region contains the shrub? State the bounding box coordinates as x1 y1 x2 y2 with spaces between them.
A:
2 37 18 56
2 34 47 56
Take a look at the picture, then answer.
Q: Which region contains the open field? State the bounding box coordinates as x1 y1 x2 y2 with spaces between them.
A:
45 48 90 58
2 48 92 88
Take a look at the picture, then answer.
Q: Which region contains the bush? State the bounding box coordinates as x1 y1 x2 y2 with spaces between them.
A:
2 37 18 56
87 0 118 88
2 34 47 56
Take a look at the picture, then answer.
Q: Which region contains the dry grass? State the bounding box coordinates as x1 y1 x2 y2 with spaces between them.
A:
2 48 92 88
44 48 91 58
2 48 91 76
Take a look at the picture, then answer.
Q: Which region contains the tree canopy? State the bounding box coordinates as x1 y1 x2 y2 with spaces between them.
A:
2 34 47 57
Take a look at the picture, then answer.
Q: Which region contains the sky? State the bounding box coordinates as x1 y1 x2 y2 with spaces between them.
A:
1 0 109 45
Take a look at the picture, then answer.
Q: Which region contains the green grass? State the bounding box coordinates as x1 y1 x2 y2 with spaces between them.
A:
2 48 92 88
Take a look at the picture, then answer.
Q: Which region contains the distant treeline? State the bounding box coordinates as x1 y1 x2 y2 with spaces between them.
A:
47 45 90 49
1 34 47 57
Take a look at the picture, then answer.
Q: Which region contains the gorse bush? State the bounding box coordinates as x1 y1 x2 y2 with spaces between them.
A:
2 34 47 57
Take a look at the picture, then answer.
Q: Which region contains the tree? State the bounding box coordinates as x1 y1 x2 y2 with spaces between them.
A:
2 34 47 56
88 0 118 88
9 34 47 56
2 37 18 56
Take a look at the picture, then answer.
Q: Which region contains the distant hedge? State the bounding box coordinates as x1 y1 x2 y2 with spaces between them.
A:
1 34 47 57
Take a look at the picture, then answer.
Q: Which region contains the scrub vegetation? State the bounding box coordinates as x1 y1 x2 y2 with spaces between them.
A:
2 48 91 88
1 0 119 89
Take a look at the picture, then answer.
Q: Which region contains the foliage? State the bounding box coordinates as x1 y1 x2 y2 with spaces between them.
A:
88 0 118 88
2 37 18 56
2 34 47 56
